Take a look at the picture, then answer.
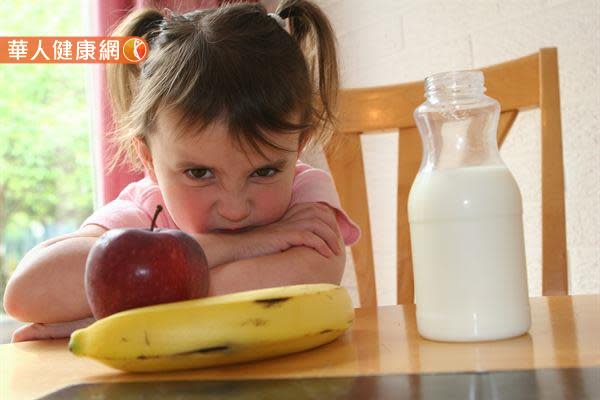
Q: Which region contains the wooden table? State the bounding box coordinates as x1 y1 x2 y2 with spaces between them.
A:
1 295 598 399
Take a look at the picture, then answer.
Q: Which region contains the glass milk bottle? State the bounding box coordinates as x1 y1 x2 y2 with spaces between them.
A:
408 70 531 342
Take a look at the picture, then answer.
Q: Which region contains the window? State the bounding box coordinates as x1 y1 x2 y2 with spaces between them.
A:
0 0 93 314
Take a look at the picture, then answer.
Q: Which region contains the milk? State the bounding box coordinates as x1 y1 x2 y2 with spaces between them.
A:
408 165 531 341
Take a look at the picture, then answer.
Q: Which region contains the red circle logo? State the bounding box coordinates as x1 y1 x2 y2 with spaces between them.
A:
122 38 147 63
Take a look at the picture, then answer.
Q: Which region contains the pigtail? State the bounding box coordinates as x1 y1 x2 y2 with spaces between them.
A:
106 8 163 127
276 0 339 142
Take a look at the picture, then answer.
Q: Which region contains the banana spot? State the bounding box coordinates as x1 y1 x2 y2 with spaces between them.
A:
255 297 291 307
120 337 128 342
144 331 150 346
134 345 231 360
319 329 333 334
195 345 230 354
242 318 268 327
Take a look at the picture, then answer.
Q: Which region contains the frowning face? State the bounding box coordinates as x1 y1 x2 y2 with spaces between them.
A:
136 108 301 235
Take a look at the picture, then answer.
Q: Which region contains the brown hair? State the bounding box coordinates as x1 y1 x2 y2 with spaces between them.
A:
107 0 339 171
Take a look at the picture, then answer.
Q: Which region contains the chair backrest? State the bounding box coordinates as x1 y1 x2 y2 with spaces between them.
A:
325 48 567 307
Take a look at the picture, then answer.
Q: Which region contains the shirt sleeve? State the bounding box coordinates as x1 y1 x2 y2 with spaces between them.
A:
290 164 361 246
81 199 152 230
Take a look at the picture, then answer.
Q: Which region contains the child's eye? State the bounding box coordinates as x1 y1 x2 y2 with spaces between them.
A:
185 168 213 180
252 167 279 178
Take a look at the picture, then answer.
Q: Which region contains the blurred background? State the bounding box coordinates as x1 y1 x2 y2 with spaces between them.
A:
0 1 598 342
0 0 93 338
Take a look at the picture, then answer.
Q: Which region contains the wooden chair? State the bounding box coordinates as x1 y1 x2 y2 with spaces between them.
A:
325 48 567 307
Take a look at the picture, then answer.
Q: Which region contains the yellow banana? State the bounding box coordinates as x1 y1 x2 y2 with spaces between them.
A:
69 283 354 373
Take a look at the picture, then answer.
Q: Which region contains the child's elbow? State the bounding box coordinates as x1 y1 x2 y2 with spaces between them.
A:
312 242 346 286
3 275 30 322
287 244 345 286
4 260 50 322
329 246 346 285
328 233 347 285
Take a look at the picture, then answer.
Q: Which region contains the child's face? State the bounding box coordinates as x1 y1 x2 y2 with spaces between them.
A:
137 109 301 235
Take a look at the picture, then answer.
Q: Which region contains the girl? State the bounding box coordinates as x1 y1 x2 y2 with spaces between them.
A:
4 0 360 342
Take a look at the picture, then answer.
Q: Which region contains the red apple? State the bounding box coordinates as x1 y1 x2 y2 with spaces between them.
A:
85 206 209 319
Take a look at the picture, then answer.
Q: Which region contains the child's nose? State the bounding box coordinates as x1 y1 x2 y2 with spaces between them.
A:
217 195 251 223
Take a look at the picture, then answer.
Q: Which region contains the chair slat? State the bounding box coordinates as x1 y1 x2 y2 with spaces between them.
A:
326 134 378 307
337 82 423 133
539 48 568 295
397 127 422 304
484 53 540 111
497 110 519 147
336 52 540 135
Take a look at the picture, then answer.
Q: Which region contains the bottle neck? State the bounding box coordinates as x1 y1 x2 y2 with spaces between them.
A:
416 70 502 171
425 70 485 104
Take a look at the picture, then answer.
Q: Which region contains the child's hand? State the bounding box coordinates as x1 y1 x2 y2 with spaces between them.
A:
237 202 342 260
11 317 95 343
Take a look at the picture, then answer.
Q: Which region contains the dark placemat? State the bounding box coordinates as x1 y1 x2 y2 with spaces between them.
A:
38 367 599 400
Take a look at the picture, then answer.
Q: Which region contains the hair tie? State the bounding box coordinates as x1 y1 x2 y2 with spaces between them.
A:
279 8 292 19
268 13 286 29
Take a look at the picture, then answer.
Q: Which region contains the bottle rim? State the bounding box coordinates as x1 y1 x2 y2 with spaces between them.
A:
424 70 485 100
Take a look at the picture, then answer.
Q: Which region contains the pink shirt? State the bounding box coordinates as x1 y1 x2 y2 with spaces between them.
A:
82 161 361 246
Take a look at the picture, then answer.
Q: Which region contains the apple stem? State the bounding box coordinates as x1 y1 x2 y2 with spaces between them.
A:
151 205 163 231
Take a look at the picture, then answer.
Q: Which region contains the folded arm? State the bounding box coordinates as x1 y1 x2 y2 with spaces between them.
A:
6 202 346 341
10 240 346 342
208 233 346 296
3 225 107 323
